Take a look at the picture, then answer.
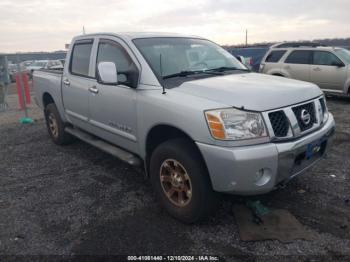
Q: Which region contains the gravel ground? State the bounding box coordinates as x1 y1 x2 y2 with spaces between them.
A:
0 90 349 260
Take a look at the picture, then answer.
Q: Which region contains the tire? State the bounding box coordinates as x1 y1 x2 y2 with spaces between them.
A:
150 138 219 223
44 103 74 145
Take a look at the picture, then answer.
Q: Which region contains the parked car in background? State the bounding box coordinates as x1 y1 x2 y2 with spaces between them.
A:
34 33 335 223
260 42 350 95
230 47 268 72
8 63 27 82
235 55 253 70
27 60 63 78
20 60 35 69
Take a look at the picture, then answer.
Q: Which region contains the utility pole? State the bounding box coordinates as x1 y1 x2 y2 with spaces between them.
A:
245 29 248 47
83 26 86 35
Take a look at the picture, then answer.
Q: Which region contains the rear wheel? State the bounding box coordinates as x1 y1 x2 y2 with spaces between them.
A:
44 103 74 145
150 138 219 223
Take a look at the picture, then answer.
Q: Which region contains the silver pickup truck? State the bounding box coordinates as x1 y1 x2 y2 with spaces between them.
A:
34 33 335 223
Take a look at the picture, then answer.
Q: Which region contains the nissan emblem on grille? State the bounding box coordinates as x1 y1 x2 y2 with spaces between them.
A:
300 109 311 125
292 102 316 132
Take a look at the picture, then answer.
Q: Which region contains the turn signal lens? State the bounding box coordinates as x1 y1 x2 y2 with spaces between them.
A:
205 113 226 139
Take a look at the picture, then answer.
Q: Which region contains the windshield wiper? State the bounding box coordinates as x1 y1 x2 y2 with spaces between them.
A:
205 66 250 72
163 71 197 79
162 70 222 79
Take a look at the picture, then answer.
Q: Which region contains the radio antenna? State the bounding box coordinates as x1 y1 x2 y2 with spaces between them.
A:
160 53 166 94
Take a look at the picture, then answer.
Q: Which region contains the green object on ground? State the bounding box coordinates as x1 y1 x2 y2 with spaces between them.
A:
246 200 270 217
233 204 315 243
19 117 34 124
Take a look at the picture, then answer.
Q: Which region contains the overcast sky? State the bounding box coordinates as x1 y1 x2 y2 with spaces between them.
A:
0 0 349 52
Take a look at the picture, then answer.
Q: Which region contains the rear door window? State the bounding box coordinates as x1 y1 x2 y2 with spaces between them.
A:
285 50 312 64
312 51 343 66
70 40 93 77
265 50 286 63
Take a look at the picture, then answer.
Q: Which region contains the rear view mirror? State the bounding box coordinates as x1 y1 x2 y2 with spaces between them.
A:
97 62 118 84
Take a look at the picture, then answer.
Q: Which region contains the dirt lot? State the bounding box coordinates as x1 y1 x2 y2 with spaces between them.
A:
0 88 349 260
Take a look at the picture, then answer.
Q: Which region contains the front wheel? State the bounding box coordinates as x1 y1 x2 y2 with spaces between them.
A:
150 138 219 223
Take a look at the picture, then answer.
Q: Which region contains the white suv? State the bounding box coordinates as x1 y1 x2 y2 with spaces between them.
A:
259 42 350 95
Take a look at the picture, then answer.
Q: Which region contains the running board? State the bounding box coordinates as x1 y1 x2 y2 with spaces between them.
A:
65 127 142 166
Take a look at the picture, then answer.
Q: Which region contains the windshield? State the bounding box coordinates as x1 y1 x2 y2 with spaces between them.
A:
133 37 246 78
31 61 47 67
335 49 350 64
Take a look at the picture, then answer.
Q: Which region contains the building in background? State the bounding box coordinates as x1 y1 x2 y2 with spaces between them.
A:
5 51 67 64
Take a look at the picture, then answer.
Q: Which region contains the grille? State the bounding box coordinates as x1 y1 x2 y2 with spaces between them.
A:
268 111 290 137
292 102 317 132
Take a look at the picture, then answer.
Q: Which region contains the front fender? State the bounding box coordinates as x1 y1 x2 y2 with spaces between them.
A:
136 90 229 159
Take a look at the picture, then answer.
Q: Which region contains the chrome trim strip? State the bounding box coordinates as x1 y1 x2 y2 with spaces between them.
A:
315 99 324 125
284 107 300 137
66 110 88 122
262 111 276 140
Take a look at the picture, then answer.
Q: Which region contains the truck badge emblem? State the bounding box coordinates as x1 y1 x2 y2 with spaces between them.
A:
301 109 311 125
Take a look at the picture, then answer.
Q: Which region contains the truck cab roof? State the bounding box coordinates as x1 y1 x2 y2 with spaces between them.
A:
73 32 202 41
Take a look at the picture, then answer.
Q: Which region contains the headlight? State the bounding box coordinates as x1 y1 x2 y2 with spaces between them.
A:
205 108 267 141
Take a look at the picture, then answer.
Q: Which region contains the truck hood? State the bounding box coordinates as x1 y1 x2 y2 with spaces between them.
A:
173 73 322 111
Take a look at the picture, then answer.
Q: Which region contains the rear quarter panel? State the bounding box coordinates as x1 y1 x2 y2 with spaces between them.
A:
260 49 291 77
33 70 67 122
262 62 289 77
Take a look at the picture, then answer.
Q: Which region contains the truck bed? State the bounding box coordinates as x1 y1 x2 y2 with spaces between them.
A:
38 68 63 75
33 69 66 121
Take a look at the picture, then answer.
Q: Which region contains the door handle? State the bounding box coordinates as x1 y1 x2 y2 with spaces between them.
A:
63 79 70 86
284 65 291 70
313 67 321 72
89 86 99 94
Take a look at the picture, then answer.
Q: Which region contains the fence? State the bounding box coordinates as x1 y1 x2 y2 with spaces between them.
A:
0 55 9 111
0 83 8 111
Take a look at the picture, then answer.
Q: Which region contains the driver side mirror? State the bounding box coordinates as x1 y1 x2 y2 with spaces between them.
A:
97 62 118 84
97 62 139 88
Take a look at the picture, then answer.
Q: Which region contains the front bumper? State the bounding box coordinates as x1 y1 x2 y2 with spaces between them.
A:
197 113 335 195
